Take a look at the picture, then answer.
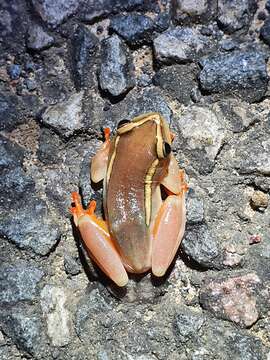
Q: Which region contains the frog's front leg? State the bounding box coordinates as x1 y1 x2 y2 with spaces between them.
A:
91 127 110 183
70 192 128 287
151 162 188 277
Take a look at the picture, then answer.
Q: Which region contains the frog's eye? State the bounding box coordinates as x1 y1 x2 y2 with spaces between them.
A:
117 119 130 129
163 142 171 157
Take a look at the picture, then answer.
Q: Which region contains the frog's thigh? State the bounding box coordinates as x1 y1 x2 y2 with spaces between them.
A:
78 216 128 287
161 154 182 194
151 194 186 277
91 129 110 183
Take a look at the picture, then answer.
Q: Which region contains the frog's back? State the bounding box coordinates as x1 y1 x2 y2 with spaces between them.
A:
105 121 157 272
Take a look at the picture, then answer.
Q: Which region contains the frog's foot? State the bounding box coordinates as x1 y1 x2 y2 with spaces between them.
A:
151 171 187 277
70 192 128 287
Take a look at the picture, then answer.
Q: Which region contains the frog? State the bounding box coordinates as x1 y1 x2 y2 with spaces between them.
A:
70 113 188 286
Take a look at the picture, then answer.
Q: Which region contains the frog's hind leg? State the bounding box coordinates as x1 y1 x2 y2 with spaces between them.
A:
91 127 110 183
70 192 128 287
151 160 188 277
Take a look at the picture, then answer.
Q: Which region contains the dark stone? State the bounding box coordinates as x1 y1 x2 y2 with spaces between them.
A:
199 272 264 327
27 24 54 51
0 135 25 169
108 87 172 126
0 305 49 356
25 79 37 91
0 261 44 305
173 0 218 24
153 64 198 104
31 0 79 28
110 13 155 46
0 1 28 55
0 196 61 256
174 308 205 343
37 127 64 164
267 0 270 12
186 194 204 224
181 224 220 268
260 17 270 46
154 27 213 64
217 0 257 33
71 25 99 91
79 0 145 24
99 35 135 97
41 92 84 138
64 254 81 276
257 11 266 21
1 167 35 209
7 64 21 80
199 50 268 102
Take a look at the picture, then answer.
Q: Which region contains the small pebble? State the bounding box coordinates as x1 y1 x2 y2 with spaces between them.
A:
7 64 21 80
250 190 268 210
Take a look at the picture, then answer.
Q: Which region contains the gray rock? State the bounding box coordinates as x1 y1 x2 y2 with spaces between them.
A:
217 0 257 34
110 13 155 46
173 0 217 24
232 126 270 175
153 64 198 104
75 286 112 339
186 194 204 224
40 285 72 346
31 0 79 28
154 27 212 64
199 50 269 102
0 135 25 169
41 91 84 138
173 306 264 359
0 136 35 209
182 224 220 268
79 0 145 24
0 305 49 356
27 24 54 51
7 64 21 80
71 25 99 91
0 261 44 305
0 196 61 256
37 127 64 164
175 105 227 174
174 309 205 343
64 254 81 275
200 273 262 327
99 35 135 97
260 17 270 46
0 93 20 131
108 87 172 126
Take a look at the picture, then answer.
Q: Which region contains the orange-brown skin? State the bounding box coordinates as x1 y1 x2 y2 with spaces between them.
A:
70 113 188 287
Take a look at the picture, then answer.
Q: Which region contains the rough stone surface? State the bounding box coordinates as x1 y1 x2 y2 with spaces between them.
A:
0 305 49 356
199 49 269 102
31 0 79 28
41 91 84 137
173 0 217 24
154 27 213 63
110 13 155 46
71 25 99 91
200 273 263 327
1 1 270 359
40 285 72 346
99 35 135 97
0 261 44 305
175 104 227 174
153 64 198 104
80 0 145 23
27 24 54 51
217 0 257 34
0 196 61 256
260 17 270 46
182 224 221 268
